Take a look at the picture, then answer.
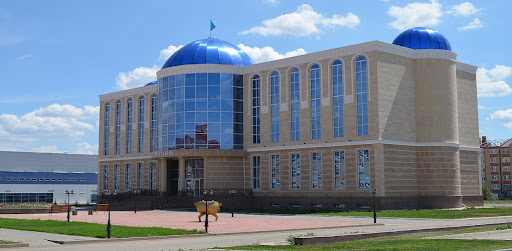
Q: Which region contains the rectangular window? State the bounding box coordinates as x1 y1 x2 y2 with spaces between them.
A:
332 60 343 138
290 68 300 141
491 166 499 172
310 65 321 139
503 157 510 163
490 149 498 154
126 163 132 191
151 94 157 152
79 178 85 182
104 102 110 155
492 184 500 190
103 165 109 191
270 72 280 143
504 175 511 181
150 162 157 190
504 184 512 190
115 101 121 155
114 164 120 191
311 152 322 189
491 157 499 163
127 98 133 154
137 163 144 190
358 150 370 189
356 56 368 136
270 155 280 190
252 76 261 144
138 96 145 153
333 151 345 189
503 148 510 154
492 175 499 181
252 156 261 190
504 166 511 172
290 153 301 189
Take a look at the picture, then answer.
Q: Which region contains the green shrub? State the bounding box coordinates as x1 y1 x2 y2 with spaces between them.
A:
482 183 493 200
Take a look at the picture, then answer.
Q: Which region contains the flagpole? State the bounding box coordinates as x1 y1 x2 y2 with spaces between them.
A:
209 20 211 38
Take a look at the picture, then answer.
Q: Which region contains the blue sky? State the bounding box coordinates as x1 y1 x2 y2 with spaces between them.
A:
1 0 511 154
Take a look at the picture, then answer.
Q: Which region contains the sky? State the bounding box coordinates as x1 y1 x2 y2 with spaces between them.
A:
1 0 511 154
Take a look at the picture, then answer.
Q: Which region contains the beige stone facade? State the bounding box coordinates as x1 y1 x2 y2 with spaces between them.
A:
98 40 482 209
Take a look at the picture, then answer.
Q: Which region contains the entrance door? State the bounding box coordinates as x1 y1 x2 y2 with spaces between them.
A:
192 179 202 196
167 159 179 195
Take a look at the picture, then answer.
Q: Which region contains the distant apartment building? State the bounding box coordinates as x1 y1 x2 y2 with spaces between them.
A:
481 136 512 198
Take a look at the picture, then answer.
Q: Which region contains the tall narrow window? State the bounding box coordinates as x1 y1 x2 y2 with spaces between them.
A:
137 163 143 190
115 100 121 155
103 165 109 191
150 162 157 190
125 163 131 191
333 151 345 189
332 60 344 138
356 56 368 136
270 71 280 142
151 94 157 152
290 68 300 141
114 164 120 191
270 154 280 189
311 153 322 189
252 156 261 190
358 150 370 189
310 64 321 139
252 75 261 144
291 153 301 189
126 98 133 154
138 96 145 152
104 102 110 155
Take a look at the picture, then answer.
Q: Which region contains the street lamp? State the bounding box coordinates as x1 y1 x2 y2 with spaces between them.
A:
203 189 213 233
106 190 117 239
65 190 75 222
229 189 237 217
133 189 140 213
370 189 377 223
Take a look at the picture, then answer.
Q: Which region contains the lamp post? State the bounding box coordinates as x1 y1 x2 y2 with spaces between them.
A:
133 189 140 214
106 190 117 239
65 190 75 222
370 189 377 223
203 189 213 233
229 189 236 217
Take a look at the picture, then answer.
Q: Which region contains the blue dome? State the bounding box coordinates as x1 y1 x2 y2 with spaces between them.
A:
392 27 451 51
145 81 157 86
161 38 254 69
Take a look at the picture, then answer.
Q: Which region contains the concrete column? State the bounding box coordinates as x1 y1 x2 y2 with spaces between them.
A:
179 157 186 191
158 158 167 192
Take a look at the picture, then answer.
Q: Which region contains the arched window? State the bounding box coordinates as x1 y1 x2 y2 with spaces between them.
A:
252 75 261 144
270 71 279 142
310 64 321 140
104 102 110 155
138 96 145 152
115 100 121 155
290 68 300 141
151 94 157 152
126 98 133 154
332 60 343 138
356 56 368 136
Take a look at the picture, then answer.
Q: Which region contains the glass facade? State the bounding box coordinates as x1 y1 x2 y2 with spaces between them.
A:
103 165 108 190
157 73 243 150
358 150 370 189
270 71 279 142
270 154 280 189
137 163 143 190
310 64 321 139
311 153 322 189
333 151 345 189
104 102 110 155
150 162 157 190
290 68 300 141
114 164 120 190
126 98 133 154
252 156 261 189
291 153 301 189
125 163 131 191
356 56 368 136
252 75 261 144
185 158 204 196
115 100 121 155
0 193 53 204
138 96 145 152
332 60 344 138
151 94 158 152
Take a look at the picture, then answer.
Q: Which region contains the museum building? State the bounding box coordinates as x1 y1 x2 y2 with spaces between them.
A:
98 27 482 209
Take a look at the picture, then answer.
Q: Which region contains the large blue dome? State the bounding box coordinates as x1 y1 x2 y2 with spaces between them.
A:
161 38 254 69
392 27 451 51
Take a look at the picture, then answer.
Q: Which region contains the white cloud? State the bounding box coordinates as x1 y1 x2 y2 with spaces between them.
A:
263 0 277 5
240 4 360 36
75 142 98 155
237 44 306 63
115 65 159 90
159 45 183 62
477 65 512 97
387 0 443 30
490 109 512 129
458 18 483 31
32 145 63 153
33 103 99 120
17 54 32 60
448 2 481 16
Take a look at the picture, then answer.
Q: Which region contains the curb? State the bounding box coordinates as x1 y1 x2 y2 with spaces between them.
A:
0 243 29 248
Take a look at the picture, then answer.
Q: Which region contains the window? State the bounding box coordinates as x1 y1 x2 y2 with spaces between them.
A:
115 100 121 155
333 151 345 189
356 56 368 136
492 184 500 190
290 68 300 141
491 166 499 172
504 175 511 181
104 102 110 155
491 157 499 163
270 71 280 142
270 155 280 189
138 96 145 153
150 162 157 190
310 64 321 139
103 165 109 191
481 159 485 164
79 178 84 182
252 156 261 190
492 175 499 181
503 157 510 163
127 98 133 154
358 150 370 189
504 166 511 172
332 60 344 138
311 153 322 189
490 149 498 154
503 148 510 154
151 94 157 152
114 164 120 191
137 163 144 190
252 75 261 144
504 184 512 190
291 153 301 189
126 163 132 191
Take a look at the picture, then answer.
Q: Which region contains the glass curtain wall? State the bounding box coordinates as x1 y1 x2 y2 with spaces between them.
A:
290 68 300 141
332 60 344 138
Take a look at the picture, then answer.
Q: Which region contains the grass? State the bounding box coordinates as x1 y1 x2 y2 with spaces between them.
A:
0 240 16 244
221 225 512 251
237 207 512 219
485 200 512 204
0 218 202 238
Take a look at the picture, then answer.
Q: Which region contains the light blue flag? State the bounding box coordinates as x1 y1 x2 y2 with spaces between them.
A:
210 20 216 31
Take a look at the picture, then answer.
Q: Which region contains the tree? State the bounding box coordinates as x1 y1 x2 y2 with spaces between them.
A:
482 183 493 200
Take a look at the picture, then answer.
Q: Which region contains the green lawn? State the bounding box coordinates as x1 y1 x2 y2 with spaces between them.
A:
0 240 16 244
222 225 512 251
0 218 202 238
485 200 512 204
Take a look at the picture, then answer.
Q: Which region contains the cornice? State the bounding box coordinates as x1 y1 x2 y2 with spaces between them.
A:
157 64 244 79
99 85 157 102
456 62 478 74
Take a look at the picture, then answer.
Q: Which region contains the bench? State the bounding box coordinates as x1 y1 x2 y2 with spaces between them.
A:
50 205 70 214
95 204 110 214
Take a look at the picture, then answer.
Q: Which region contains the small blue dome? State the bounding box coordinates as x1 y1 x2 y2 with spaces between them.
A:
145 81 157 86
162 38 254 69
392 27 451 51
